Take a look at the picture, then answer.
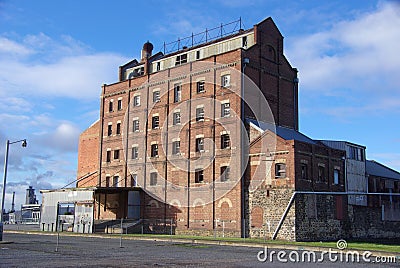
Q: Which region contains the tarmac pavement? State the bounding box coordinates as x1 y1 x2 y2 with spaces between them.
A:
1 228 399 267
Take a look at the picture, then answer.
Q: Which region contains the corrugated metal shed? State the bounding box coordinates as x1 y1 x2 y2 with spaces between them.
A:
40 188 95 231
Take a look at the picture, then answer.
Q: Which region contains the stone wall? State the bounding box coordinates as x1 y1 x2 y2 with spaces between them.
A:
249 187 296 241
295 193 349 241
348 205 400 240
176 229 241 238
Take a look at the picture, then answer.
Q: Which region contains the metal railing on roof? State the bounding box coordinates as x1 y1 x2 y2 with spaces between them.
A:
162 18 243 54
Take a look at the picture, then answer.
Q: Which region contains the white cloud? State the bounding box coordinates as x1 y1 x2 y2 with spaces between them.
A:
31 121 81 153
287 2 400 94
52 122 81 151
0 113 30 125
319 97 400 119
0 33 129 99
0 37 33 56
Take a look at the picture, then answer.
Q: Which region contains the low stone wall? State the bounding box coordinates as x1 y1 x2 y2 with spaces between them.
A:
348 205 400 240
176 229 241 238
295 194 348 241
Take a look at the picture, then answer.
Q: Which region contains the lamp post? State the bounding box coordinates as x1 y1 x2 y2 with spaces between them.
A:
0 139 27 241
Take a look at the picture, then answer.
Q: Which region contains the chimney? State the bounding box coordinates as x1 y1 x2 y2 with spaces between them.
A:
26 186 36 205
11 192 15 212
141 41 154 61
141 41 154 75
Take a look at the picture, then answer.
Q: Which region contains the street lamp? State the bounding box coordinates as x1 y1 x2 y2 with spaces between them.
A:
0 139 27 241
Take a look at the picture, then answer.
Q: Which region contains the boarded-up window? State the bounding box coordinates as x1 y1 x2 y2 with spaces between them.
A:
220 202 230 221
306 195 317 219
251 206 264 228
336 195 344 220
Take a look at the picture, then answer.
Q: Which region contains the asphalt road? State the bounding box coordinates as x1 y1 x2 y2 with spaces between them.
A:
0 232 398 267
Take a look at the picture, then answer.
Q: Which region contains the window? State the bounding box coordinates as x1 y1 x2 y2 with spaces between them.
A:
117 99 122 111
221 102 230 117
135 67 144 76
275 163 286 178
349 146 364 161
106 176 110 187
132 147 138 159
195 169 204 183
175 54 187 66
150 172 157 186
318 165 326 182
196 50 201 60
116 123 121 135
133 95 140 107
109 101 113 112
197 80 205 93
153 90 160 103
242 36 248 47
301 163 308 180
196 107 204 121
173 112 181 125
151 144 158 157
174 84 181 102
195 138 204 152
221 74 230 88
106 151 111 162
152 116 159 129
131 174 137 187
133 120 139 132
334 169 340 185
221 134 230 149
107 124 112 136
113 176 119 187
220 166 230 182
156 62 161 71
172 141 180 155
114 149 120 160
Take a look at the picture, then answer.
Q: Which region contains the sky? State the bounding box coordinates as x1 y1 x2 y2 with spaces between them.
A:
0 0 399 210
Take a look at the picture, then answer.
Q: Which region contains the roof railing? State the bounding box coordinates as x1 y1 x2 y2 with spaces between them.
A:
162 18 243 54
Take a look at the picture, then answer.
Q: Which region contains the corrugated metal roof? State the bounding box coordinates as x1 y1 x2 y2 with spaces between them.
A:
366 160 400 180
247 119 318 145
319 140 366 149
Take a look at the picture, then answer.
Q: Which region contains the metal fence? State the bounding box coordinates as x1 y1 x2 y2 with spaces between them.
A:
95 218 176 235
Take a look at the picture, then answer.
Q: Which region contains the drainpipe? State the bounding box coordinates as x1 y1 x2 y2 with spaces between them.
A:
241 57 249 238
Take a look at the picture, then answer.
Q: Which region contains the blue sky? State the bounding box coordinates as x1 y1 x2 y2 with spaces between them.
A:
0 0 399 209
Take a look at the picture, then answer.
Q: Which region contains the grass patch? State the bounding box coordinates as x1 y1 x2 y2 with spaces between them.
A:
174 243 210 249
11 229 400 253
121 233 400 253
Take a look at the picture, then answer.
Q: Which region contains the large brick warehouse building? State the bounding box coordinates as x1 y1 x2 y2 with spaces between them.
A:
65 17 400 241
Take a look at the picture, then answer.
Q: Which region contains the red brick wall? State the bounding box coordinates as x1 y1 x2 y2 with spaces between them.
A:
243 18 298 130
84 17 299 237
77 120 100 187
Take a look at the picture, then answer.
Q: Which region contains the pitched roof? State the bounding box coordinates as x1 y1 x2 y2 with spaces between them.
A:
366 160 400 180
247 119 318 145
